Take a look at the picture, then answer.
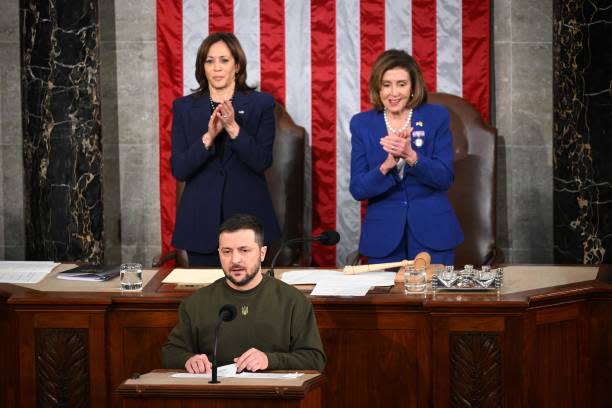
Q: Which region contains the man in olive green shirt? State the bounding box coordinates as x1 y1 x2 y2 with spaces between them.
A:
162 214 326 373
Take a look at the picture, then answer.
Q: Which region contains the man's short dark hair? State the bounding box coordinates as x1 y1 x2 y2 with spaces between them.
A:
219 214 265 246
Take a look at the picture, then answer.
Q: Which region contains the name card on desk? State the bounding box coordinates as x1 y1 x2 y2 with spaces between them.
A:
162 268 225 285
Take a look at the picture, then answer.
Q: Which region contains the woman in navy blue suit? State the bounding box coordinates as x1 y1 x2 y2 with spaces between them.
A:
171 32 280 266
350 50 463 266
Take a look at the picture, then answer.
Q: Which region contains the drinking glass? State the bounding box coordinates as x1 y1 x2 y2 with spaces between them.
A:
404 266 427 293
120 263 143 291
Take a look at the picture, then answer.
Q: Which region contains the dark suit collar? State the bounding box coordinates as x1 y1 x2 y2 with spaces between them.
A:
219 91 252 166
189 92 212 114
231 90 250 112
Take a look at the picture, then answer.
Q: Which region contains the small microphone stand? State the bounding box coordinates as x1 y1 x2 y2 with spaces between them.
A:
268 238 300 278
209 320 222 384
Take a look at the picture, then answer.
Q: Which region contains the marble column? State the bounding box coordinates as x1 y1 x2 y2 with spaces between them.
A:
553 0 612 263
1 1 24 259
21 0 103 262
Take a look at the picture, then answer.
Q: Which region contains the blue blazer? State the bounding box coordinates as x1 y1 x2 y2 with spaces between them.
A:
171 91 281 253
349 103 464 258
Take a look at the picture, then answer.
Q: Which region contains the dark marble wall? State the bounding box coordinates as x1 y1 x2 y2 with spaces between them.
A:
553 0 612 263
21 0 103 262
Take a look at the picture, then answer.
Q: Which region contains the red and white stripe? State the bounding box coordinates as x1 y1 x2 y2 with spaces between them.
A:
157 0 491 266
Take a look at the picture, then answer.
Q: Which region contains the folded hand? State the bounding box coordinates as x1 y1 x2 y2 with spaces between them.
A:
234 348 269 372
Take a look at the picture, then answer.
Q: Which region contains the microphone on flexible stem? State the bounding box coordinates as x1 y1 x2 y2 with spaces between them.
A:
268 230 341 277
209 304 237 384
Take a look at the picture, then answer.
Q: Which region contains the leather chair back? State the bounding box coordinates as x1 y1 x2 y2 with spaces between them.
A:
428 92 502 266
264 104 306 266
172 103 306 267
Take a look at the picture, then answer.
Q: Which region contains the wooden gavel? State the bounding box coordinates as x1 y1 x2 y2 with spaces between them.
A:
343 251 431 282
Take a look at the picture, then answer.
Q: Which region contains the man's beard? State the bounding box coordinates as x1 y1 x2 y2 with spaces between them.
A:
225 264 260 287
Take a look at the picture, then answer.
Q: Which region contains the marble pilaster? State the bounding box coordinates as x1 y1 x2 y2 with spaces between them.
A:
21 0 103 262
99 0 160 266
553 0 612 264
494 0 554 263
1 1 24 259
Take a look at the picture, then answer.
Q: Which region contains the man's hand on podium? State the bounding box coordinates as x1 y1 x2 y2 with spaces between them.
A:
185 354 212 374
234 348 269 372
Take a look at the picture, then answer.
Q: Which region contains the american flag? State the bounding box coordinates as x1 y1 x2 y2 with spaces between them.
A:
157 0 491 266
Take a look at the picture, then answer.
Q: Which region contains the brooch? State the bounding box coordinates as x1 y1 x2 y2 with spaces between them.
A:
412 130 425 148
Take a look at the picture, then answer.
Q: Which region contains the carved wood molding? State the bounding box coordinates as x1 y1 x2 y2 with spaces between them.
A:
35 328 90 408
449 332 502 407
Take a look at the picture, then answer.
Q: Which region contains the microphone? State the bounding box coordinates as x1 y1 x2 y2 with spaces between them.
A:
268 230 341 277
209 304 237 384
316 230 341 246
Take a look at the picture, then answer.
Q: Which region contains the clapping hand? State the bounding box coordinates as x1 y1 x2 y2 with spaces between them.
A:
208 105 224 138
217 99 240 139
201 106 224 149
379 128 413 159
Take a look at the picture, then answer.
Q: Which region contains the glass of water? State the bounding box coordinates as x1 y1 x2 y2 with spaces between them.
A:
120 263 143 291
404 266 427 293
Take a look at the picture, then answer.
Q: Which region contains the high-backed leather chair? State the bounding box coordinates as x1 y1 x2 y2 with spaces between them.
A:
348 92 502 267
155 103 306 267
428 92 502 266
264 103 306 266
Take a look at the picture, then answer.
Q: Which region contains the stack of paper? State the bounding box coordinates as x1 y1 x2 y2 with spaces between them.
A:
0 261 60 284
56 265 119 282
281 269 396 296
171 363 303 379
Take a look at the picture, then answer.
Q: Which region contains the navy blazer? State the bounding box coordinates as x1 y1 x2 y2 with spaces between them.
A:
171 91 281 253
349 103 464 258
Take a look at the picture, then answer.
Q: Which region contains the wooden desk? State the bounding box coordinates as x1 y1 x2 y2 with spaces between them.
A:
1 264 611 407
117 370 324 407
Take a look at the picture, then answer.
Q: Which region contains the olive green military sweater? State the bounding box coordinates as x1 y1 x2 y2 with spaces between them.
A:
162 275 326 371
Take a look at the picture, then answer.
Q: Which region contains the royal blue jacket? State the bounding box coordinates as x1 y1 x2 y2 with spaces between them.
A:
349 103 464 258
171 91 280 253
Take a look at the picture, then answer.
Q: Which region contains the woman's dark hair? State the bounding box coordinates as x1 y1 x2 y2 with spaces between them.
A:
193 32 255 95
368 49 428 111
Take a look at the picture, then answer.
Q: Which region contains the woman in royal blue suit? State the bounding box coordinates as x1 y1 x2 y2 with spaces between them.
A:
171 32 280 266
350 49 463 265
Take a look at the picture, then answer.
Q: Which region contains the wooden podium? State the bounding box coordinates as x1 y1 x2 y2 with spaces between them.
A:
117 370 325 408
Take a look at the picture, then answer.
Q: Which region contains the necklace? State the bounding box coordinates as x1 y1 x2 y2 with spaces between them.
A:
384 108 413 134
209 94 233 111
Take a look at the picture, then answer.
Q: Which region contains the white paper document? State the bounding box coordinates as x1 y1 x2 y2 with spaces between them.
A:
310 279 372 296
0 261 60 284
281 269 347 285
282 269 396 296
172 363 237 378
162 268 225 285
235 372 303 379
171 363 303 379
